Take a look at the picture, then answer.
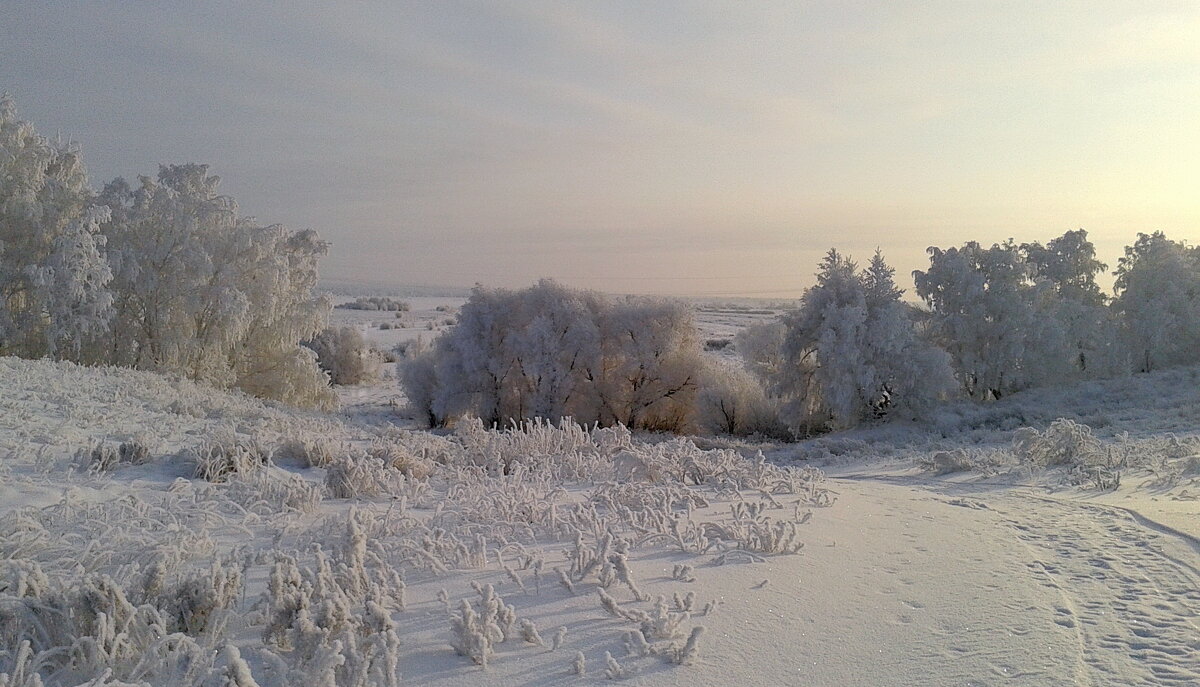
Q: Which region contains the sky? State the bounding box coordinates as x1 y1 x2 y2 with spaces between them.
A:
3 1 1199 297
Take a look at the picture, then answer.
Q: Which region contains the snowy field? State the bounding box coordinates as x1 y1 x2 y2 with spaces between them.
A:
1 309 1198 685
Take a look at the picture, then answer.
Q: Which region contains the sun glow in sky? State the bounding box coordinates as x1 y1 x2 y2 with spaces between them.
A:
4 1 1199 296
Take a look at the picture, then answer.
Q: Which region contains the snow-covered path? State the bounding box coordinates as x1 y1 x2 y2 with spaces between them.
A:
781 475 1200 687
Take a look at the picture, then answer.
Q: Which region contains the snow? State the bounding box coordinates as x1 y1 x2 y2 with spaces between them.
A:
2 349 1198 686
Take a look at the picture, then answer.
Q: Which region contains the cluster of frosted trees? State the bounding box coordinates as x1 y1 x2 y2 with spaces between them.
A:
0 96 334 408
914 230 1200 397
740 230 1198 433
404 230 1199 436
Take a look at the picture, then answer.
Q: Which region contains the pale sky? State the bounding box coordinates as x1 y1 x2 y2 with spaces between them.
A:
3 1 1198 297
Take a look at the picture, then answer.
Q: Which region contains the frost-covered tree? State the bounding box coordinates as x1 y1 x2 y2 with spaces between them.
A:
734 319 788 382
32 205 115 359
398 337 439 427
780 250 870 429
858 251 956 418
1020 230 1124 378
1112 232 1200 372
775 249 953 432
0 94 113 358
402 280 702 432
913 240 1072 399
96 165 335 408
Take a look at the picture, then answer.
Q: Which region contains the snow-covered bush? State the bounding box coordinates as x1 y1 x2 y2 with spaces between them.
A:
1012 419 1102 467
366 439 432 479
223 469 324 514
402 280 704 432
189 435 272 482
448 583 518 667
398 337 439 426
82 438 152 472
275 436 339 468
695 362 787 438
324 455 419 499
304 326 383 386
258 513 404 685
915 448 1013 476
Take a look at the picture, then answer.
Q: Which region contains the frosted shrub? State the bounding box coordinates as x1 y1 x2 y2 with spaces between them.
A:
304 326 383 386
367 439 432 479
695 363 788 438
190 436 272 482
220 645 261 687
398 338 438 427
324 455 417 499
519 619 544 645
224 469 323 514
275 436 339 469
448 583 518 667
603 651 628 679
0 641 42 687
917 449 974 475
0 561 50 600
0 574 208 683
402 280 704 433
82 438 152 473
671 564 695 583
667 626 705 665
607 597 707 669
571 651 586 675
160 555 246 635
338 296 409 311
640 596 689 640
451 417 624 479
1013 419 1101 467
261 513 406 674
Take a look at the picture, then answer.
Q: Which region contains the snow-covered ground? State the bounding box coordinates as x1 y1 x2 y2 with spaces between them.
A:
1 329 1198 685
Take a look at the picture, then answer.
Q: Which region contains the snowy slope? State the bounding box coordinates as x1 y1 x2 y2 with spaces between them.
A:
1 356 1197 686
